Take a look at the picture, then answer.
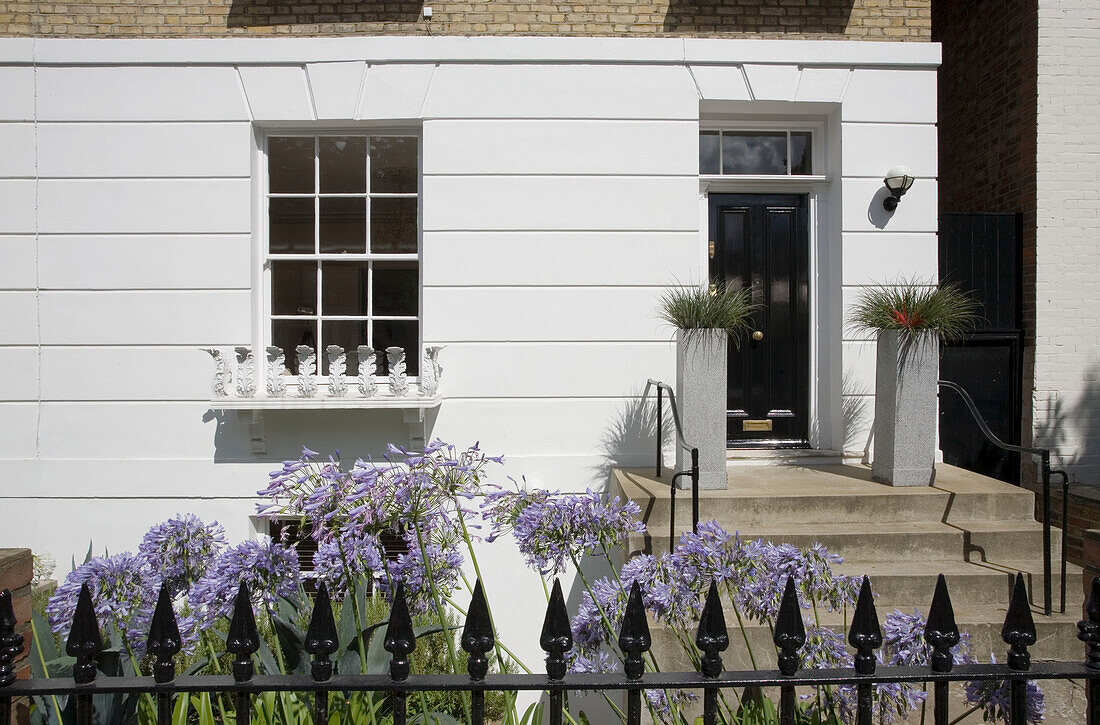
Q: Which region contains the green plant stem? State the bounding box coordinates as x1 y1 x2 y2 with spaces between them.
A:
947 703 984 725
413 521 472 725
30 617 65 725
201 634 232 724
721 583 758 671
454 508 524 722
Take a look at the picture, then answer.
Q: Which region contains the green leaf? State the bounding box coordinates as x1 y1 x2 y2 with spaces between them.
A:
255 636 282 675
83 540 93 566
197 692 216 725
173 693 189 725
30 611 58 665
271 613 305 674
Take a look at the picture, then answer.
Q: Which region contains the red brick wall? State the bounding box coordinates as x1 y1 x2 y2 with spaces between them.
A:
0 550 32 725
932 0 1038 476
0 0 931 38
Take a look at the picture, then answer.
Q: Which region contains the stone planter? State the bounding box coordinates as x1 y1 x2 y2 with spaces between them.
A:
871 329 939 487
675 328 728 490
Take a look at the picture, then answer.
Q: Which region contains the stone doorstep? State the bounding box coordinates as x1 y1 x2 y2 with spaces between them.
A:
610 460 1087 722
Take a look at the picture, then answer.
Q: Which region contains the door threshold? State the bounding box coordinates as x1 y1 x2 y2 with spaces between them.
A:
725 448 863 465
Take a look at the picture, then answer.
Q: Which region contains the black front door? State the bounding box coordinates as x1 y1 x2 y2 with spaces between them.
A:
709 193 810 447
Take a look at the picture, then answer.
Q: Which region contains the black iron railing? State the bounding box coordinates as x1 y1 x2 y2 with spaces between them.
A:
5 572 1100 725
642 379 699 545
938 379 1069 616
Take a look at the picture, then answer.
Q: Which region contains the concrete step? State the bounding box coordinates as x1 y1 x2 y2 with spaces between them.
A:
648 606 1086 671
631 520 1061 563
614 466 1038 528
833 559 1084 609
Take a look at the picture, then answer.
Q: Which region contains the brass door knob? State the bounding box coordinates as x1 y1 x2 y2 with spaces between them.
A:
752 330 764 341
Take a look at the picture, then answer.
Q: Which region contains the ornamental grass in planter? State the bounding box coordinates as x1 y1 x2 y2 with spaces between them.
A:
657 282 755 490
850 280 979 486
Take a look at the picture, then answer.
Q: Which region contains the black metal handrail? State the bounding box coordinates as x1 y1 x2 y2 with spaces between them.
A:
642 379 699 546
938 379 1069 616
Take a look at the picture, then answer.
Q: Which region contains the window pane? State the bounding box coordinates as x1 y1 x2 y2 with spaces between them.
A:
271 260 317 315
321 261 369 316
370 198 418 253
319 197 367 254
721 132 787 175
320 137 367 193
373 261 418 316
269 137 314 194
272 320 317 374
790 132 812 175
269 198 315 254
700 131 720 174
370 137 418 193
374 320 419 377
321 320 369 375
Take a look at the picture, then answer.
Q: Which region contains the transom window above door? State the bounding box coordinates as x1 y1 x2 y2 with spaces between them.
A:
699 130 813 176
265 134 420 377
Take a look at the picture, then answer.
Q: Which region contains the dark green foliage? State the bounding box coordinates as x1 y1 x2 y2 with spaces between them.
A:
656 281 756 343
848 279 980 341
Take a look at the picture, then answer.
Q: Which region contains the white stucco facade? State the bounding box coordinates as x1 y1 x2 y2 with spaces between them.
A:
0 36 939 650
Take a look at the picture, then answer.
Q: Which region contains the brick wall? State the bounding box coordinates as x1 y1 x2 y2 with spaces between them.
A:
932 0 1039 479
0 0 931 38
1034 0 1100 485
0 550 32 725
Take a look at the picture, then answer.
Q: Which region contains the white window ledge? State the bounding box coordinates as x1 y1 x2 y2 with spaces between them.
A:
209 391 442 411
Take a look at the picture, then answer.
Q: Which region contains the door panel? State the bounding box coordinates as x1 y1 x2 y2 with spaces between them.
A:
709 193 809 447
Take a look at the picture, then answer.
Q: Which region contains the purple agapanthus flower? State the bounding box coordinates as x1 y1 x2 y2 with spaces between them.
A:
964 653 1045 724
378 530 463 614
46 552 152 653
312 531 384 600
189 536 300 622
138 514 226 597
511 490 646 575
645 688 698 725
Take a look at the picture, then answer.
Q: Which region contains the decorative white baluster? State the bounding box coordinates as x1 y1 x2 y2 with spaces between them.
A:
265 346 287 398
296 345 318 398
203 348 232 398
386 346 408 396
327 345 348 397
234 347 256 398
420 346 445 397
357 346 377 398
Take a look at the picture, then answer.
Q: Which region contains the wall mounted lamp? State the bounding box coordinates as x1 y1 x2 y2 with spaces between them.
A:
882 165 915 211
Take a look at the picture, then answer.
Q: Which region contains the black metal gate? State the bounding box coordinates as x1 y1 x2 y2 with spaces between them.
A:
938 213 1024 484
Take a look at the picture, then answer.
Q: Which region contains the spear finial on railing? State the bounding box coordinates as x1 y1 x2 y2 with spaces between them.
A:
696 580 729 678
304 582 339 682
0 589 24 689
925 574 960 673
66 583 102 685
461 579 495 681
1078 576 1100 670
1003 572 1036 672
849 575 882 676
384 582 416 681
773 576 806 677
618 580 651 680
849 576 881 725
1003 573 1037 725
924 574 960 725
147 584 182 684
540 578 572 681
227 581 260 683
